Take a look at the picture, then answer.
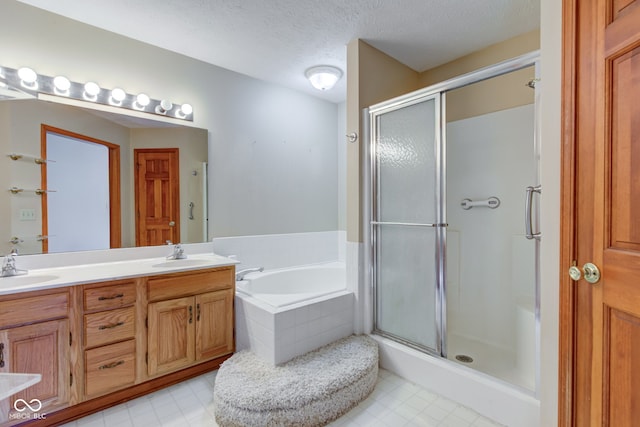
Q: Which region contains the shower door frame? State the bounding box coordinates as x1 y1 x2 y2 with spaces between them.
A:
368 51 541 375
369 93 446 356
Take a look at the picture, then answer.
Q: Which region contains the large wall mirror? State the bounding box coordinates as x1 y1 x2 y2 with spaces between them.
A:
1 90 208 256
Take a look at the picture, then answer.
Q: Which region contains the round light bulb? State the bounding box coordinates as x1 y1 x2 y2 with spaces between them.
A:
84 81 101 97
155 99 173 114
17 67 37 88
136 93 150 107
53 76 71 92
180 103 193 116
111 88 126 102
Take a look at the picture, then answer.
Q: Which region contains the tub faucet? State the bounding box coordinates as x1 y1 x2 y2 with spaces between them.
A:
1 249 28 278
236 267 264 281
166 242 187 260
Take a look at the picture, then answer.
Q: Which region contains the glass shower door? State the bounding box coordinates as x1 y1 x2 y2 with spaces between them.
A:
371 94 444 354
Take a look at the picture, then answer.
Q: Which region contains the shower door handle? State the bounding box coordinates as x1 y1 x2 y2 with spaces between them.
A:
525 185 541 240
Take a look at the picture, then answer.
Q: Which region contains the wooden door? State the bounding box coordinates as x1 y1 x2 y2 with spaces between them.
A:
147 296 194 376
561 0 640 425
0 319 70 422
134 148 180 246
195 289 234 361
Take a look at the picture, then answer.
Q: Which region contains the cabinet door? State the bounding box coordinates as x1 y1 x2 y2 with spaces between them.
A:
195 289 234 361
147 296 195 376
0 319 70 420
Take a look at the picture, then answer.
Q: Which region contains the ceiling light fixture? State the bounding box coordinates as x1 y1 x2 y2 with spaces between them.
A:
305 65 342 91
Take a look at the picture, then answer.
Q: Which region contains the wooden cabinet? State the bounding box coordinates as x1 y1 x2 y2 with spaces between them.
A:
82 280 137 399
0 264 234 426
147 296 195 376
0 290 71 424
195 290 234 361
147 267 234 377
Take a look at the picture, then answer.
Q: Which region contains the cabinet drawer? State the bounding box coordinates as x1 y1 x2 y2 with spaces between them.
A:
0 292 68 328
84 281 136 311
85 340 135 397
148 268 234 302
84 306 135 348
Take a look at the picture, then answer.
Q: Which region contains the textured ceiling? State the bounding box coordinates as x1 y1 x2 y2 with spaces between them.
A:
17 0 540 103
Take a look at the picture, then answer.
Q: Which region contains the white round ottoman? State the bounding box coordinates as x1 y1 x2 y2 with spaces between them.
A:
213 335 379 427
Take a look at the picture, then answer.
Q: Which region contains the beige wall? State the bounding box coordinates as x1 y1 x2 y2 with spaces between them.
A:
346 40 420 242
420 30 539 122
418 30 540 86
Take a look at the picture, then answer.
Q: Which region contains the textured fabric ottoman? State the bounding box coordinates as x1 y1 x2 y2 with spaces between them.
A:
213 334 379 427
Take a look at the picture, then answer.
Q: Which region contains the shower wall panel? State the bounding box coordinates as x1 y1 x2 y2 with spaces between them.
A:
446 104 535 352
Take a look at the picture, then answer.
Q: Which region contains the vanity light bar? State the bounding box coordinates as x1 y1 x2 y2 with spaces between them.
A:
0 66 193 122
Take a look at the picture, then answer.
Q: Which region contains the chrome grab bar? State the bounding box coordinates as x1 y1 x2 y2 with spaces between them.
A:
525 185 542 240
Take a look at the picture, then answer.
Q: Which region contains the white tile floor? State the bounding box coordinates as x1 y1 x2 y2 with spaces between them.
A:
61 369 504 427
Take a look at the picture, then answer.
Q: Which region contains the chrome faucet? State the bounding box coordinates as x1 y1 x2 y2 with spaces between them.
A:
235 267 264 281
1 249 28 278
166 241 187 260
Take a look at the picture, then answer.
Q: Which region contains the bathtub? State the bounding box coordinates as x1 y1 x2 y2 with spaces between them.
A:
234 262 354 365
236 262 347 307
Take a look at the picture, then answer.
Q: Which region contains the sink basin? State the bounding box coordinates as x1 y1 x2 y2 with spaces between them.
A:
0 274 59 286
151 258 212 268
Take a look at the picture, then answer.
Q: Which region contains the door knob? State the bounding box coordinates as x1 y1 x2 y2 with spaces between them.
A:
169 221 176 227
568 262 601 284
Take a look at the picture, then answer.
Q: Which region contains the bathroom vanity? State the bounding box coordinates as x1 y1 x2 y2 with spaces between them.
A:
0 254 235 426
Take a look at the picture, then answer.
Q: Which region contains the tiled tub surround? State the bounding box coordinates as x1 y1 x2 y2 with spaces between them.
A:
212 231 346 271
235 262 353 365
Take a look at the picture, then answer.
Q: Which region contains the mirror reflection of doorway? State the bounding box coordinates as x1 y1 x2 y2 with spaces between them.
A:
134 148 180 246
41 125 121 253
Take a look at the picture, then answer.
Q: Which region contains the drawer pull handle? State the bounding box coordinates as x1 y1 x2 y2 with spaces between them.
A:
99 360 125 370
98 321 125 330
0 343 4 368
98 293 124 301
197 303 201 321
189 305 193 324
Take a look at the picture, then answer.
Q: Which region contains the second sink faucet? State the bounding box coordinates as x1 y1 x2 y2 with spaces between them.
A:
236 267 264 281
1 248 28 278
166 241 187 260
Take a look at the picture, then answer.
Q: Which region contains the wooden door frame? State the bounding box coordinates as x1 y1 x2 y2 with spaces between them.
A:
559 1 578 424
133 148 180 246
41 125 122 253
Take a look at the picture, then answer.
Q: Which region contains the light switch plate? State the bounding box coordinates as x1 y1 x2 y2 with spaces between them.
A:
19 209 36 221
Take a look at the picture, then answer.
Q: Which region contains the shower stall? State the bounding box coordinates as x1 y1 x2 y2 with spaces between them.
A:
368 52 540 394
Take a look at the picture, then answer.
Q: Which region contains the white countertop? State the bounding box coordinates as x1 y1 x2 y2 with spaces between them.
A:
0 373 41 400
0 253 237 296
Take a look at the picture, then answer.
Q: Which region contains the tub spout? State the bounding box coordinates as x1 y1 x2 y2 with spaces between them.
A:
236 267 264 281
